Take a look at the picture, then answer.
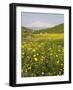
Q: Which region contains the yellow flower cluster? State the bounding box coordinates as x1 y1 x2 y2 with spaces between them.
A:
57 60 59 64
50 53 53 56
34 57 38 61
56 55 58 57
33 55 36 57
33 49 36 52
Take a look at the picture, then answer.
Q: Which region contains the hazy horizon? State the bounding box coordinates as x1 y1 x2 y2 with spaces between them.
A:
21 12 64 30
22 23 64 31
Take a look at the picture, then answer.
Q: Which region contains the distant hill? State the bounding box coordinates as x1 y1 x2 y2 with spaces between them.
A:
21 27 32 33
21 23 64 34
33 24 64 34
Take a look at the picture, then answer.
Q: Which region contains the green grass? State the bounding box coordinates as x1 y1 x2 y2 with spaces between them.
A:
21 37 64 77
21 24 64 77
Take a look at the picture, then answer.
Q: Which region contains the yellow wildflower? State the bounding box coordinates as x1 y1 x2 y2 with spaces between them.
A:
22 52 24 55
41 56 44 58
33 55 36 57
56 55 58 57
33 49 36 52
37 53 39 55
30 42 32 44
48 48 50 50
49 48 52 50
50 53 53 56
34 57 38 61
61 64 63 66
58 49 61 52
57 60 59 64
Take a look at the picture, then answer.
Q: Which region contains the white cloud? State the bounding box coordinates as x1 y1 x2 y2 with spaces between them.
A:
25 21 56 29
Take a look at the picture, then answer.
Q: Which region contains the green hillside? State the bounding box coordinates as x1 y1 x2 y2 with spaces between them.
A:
33 24 64 34
21 23 64 34
21 27 32 33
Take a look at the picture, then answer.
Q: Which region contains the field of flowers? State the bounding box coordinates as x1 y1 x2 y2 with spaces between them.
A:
21 32 64 77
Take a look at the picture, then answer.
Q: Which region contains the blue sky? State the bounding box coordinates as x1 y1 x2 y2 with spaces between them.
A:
21 12 64 29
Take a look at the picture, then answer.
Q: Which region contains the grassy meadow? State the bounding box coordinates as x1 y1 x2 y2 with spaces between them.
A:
21 24 64 77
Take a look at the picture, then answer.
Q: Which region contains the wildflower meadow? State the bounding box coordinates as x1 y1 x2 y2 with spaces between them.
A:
21 24 64 77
